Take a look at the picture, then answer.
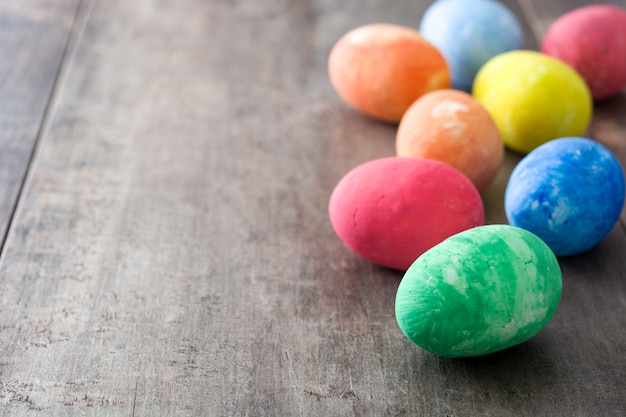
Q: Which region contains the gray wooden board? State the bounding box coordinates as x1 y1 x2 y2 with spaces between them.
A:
0 0 81 249
0 0 625 416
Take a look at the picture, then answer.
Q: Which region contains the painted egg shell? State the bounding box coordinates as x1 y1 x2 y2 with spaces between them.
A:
328 23 450 123
473 50 592 154
328 157 484 271
395 224 562 358
505 137 625 256
541 5 626 101
396 89 503 191
420 0 523 91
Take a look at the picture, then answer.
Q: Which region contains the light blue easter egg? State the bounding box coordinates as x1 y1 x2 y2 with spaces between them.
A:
505 137 625 256
420 0 523 91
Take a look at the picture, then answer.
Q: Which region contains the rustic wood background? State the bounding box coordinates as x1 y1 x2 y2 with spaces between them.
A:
1 0 625 415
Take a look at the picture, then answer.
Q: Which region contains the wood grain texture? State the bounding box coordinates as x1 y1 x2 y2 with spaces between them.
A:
0 0 81 248
0 0 625 416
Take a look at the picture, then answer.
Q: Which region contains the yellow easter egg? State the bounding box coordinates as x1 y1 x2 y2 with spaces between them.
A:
473 50 592 154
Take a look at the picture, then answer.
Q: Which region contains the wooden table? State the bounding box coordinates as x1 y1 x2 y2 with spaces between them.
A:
1 0 625 415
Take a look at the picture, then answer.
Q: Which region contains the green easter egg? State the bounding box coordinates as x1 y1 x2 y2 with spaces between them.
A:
395 224 562 357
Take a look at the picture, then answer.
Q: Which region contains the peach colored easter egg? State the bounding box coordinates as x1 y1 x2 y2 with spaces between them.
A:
396 89 503 191
328 23 451 123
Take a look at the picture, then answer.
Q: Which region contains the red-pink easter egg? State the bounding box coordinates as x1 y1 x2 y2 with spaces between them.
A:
541 5 626 101
328 157 484 271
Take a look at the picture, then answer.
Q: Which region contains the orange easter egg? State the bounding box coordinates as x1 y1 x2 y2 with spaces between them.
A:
328 23 451 123
396 89 503 191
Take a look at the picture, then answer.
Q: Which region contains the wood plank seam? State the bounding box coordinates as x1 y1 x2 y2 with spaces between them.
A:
0 0 93 265
516 0 544 46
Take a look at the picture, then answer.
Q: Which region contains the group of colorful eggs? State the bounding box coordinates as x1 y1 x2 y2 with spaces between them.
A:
327 1 626 358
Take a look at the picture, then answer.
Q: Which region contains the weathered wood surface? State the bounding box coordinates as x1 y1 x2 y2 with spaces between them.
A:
0 0 625 416
0 0 80 249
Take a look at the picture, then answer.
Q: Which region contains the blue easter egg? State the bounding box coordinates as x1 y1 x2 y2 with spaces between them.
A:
420 0 523 91
505 137 625 256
